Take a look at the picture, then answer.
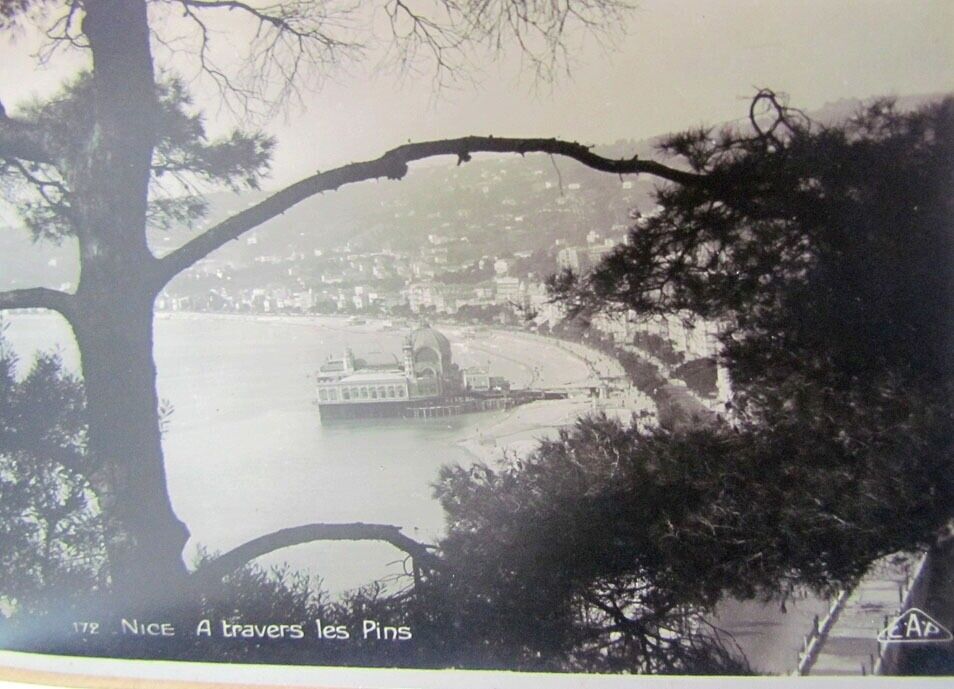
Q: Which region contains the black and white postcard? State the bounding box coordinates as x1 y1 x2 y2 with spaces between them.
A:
0 1 951 685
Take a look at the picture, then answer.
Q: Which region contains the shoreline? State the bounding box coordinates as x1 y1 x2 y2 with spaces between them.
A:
155 309 626 388
453 397 599 465
158 310 644 465
14 309 651 466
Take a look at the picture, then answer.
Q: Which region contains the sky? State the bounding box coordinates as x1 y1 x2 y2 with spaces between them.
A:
0 0 952 188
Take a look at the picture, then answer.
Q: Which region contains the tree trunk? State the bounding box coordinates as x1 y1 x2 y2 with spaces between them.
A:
64 0 191 608
72 289 190 609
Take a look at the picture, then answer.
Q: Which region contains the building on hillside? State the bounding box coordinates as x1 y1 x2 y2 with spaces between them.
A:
556 246 589 273
494 276 522 305
407 282 445 312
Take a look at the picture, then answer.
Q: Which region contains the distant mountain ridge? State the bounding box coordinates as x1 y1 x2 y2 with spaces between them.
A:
2 92 948 292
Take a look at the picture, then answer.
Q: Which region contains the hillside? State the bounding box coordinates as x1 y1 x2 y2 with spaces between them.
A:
2 93 946 294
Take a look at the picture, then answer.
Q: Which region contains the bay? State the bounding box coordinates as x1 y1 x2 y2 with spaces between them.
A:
2 311 830 673
1 312 595 596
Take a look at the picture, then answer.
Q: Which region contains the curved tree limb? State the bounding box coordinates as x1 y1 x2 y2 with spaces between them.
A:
0 287 75 319
158 135 704 281
193 522 440 587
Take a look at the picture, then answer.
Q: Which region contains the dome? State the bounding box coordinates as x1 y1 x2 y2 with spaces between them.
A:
411 325 453 372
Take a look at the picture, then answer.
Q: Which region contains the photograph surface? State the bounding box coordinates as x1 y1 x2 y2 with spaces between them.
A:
0 0 951 682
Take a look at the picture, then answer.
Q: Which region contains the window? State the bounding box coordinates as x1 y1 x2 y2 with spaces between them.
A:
329 388 337 401
318 388 327 401
361 387 368 399
342 388 351 400
379 386 387 398
371 386 378 399
387 385 395 398
397 386 405 398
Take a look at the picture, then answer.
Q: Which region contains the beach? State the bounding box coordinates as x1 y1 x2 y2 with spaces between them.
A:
437 327 655 465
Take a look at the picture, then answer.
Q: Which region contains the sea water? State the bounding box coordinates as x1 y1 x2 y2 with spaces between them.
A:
2 312 830 672
1 312 593 596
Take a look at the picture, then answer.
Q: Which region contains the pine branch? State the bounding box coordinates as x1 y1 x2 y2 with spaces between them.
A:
0 287 74 317
158 135 704 281
193 522 439 587
0 110 56 164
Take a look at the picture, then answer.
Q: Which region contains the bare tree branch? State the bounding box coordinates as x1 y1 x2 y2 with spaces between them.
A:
747 87 810 149
3 159 69 206
152 0 361 118
37 0 88 61
176 0 341 40
159 135 704 281
193 521 439 586
463 0 633 82
144 0 637 118
0 287 74 318
379 0 468 89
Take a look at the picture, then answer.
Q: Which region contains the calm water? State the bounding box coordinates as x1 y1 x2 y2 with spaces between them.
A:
2 312 592 595
2 312 828 672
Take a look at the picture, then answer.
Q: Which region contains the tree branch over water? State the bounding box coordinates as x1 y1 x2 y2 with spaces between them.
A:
194 522 440 586
158 135 704 280
0 287 75 318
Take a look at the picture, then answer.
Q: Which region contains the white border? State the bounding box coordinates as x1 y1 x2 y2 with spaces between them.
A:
1 651 951 689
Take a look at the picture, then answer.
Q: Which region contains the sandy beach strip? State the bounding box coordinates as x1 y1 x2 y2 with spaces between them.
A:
155 311 646 465
443 330 653 466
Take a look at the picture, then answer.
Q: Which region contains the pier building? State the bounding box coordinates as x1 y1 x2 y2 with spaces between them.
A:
317 324 485 420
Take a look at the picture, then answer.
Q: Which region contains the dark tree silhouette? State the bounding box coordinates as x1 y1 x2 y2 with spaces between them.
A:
408 96 952 672
547 95 954 591
428 414 752 673
0 326 102 617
